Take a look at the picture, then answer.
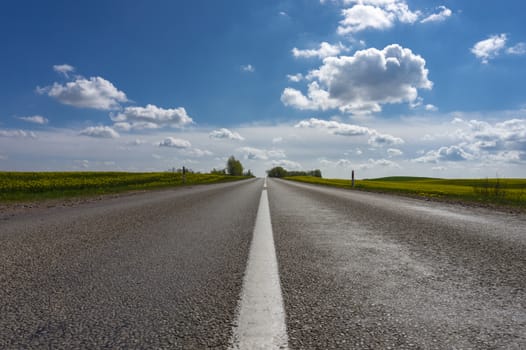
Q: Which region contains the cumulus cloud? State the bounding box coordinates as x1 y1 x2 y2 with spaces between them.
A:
420 6 452 23
387 148 403 157
238 147 286 160
295 117 404 147
79 126 120 139
454 118 526 152
507 42 526 55
471 34 526 63
182 148 213 157
471 34 507 64
0 129 36 138
111 104 194 130
241 64 255 72
286 73 304 82
352 158 400 170
18 115 49 124
337 0 420 35
158 137 191 149
320 158 353 167
53 64 75 77
295 118 370 136
282 44 432 114
368 132 404 147
414 145 472 163
425 104 438 112
209 128 245 141
37 76 128 110
271 159 302 170
292 42 348 59
414 118 526 164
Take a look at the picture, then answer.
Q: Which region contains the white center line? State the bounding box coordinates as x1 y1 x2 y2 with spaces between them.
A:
229 180 288 350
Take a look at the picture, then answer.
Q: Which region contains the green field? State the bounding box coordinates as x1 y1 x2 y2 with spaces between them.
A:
0 172 249 202
284 176 526 209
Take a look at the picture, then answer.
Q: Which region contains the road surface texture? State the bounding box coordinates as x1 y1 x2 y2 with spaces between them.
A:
268 178 525 349
1 179 261 349
1 177 525 349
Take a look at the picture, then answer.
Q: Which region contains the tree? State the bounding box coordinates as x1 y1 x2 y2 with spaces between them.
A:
227 156 243 176
267 166 287 178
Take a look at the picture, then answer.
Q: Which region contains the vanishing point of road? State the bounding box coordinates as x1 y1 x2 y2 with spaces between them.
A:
1 178 525 349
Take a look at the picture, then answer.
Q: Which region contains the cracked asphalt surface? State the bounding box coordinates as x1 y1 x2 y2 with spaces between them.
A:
1 177 525 349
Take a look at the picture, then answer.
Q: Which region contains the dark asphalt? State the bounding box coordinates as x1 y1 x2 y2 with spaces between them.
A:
268 178 526 349
1 179 262 349
2 177 525 349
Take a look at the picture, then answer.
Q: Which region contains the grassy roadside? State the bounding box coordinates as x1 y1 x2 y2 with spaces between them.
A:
284 176 526 210
0 172 250 202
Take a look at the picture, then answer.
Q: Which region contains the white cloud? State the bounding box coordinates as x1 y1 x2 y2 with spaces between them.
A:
272 137 284 144
414 145 472 163
238 147 286 160
158 137 191 149
111 104 194 130
74 159 90 169
271 159 302 170
320 158 353 167
292 42 348 59
209 128 245 141
387 148 403 157
286 73 304 82
454 118 526 152
295 118 371 136
18 115 49 124
471 34 507 64
0 129 36 138
507 42 526 55
425 104 438 112
53 64 75 77
358 158 400 170
241 64 255 72
337 0 420 35
38 76 128 110
282 44 432 114
0 154 7 160
368 132 404 146
414 117 526 165
420 6 452 23
127 139 146 146
295 117 404 147
79 126 120 139
182 148 213 157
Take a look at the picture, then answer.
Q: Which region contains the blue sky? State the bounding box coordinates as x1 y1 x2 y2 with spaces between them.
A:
1 0 525 177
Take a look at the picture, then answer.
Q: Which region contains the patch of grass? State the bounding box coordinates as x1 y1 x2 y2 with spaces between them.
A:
284 176 526 209
0 172 249 202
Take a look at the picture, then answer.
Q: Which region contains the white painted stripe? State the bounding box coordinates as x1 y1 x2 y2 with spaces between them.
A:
229 184 288 350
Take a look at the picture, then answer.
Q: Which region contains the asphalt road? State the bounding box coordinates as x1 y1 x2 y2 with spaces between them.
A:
1 179 262 349
268 178 526 349
1 177 525 349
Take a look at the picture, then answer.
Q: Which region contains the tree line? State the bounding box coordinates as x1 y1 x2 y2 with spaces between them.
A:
267 166 322 178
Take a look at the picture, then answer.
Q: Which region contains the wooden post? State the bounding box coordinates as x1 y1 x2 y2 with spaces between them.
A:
182 166 186 184
351 170 355 188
